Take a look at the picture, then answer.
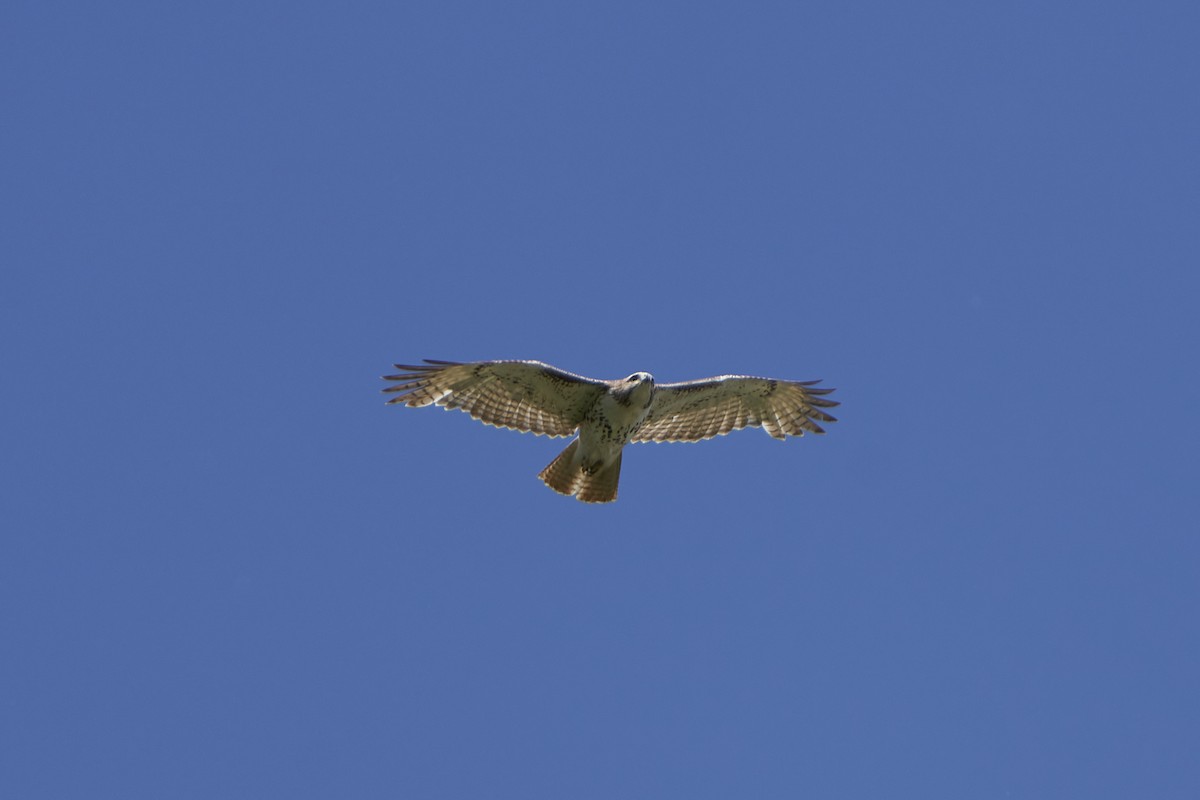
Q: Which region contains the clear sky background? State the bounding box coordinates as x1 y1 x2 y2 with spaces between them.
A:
3 2 1198 798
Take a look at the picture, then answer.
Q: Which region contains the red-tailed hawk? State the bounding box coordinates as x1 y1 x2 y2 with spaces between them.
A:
383 359 838 503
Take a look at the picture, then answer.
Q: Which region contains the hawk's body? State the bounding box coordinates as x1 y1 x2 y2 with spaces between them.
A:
383 359 837 503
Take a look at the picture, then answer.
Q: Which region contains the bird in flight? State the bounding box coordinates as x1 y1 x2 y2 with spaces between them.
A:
383 359 838 503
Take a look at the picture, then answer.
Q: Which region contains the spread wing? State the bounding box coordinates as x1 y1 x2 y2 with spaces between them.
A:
632 375 838 443
382 359 608 437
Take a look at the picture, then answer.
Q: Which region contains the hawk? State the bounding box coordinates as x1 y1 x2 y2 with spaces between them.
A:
383 359 838 503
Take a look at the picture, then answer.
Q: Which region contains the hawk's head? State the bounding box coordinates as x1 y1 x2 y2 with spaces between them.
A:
614 372 655 408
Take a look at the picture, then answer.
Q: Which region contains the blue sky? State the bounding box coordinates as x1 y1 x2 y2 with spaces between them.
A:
3 2 1198 797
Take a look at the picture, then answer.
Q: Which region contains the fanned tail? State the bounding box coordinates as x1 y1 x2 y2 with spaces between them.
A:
537 441 622 504
577 452 621 503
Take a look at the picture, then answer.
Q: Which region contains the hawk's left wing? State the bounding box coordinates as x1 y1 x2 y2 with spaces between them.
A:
383 359 608 437
632 375 838 443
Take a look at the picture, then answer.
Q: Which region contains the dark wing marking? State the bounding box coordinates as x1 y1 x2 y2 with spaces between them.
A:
382 359 608 437
632 375 838 443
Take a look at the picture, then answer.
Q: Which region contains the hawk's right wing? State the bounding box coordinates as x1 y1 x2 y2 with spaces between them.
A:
383 359 608 438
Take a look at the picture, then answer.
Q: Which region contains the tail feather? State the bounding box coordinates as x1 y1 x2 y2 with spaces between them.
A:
538 440 584 497
577 452 621 503
537 441 622 503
